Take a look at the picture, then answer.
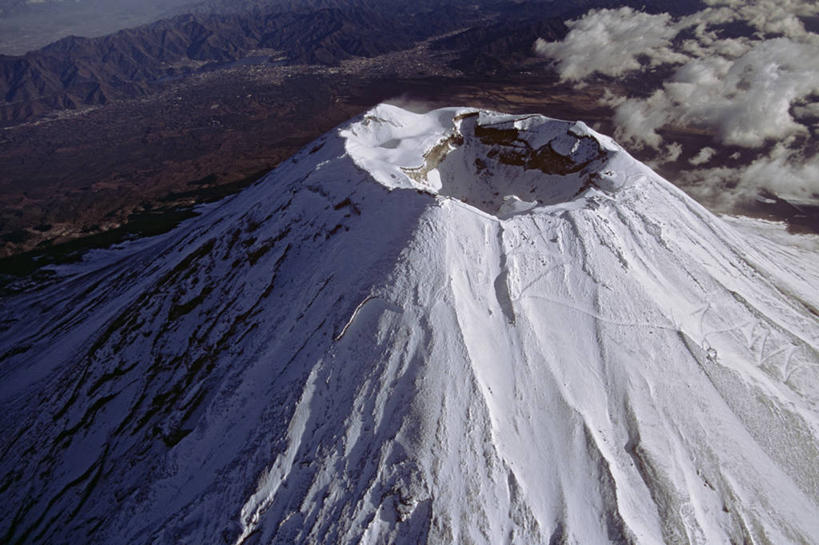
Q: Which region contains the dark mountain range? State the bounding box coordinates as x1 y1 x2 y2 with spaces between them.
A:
0 0 704 126
0 6 458 124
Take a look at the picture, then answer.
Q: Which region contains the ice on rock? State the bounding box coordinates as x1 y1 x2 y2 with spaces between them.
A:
343 104 626 217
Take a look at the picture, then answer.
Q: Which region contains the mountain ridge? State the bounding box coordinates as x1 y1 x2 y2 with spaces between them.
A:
0 7 452 123
0 0 706 125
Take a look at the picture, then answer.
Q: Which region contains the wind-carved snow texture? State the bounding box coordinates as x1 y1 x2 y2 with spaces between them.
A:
351 108 612 218
1 104 818 545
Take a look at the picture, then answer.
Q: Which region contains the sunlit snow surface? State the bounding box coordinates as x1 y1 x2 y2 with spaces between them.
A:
1 105 818 545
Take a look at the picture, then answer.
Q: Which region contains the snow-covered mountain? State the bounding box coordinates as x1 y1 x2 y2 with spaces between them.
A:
1 104 818 545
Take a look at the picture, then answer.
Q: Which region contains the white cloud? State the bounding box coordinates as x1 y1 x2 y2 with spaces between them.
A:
690 147 717 166
664 142 683 163
675 142 818 211
534 0 819 206
701 0 819 40
739 143 819 204
793 102 819 119
677 167 744 211
616 39 819 149
534 8 688 81
611 91 669 149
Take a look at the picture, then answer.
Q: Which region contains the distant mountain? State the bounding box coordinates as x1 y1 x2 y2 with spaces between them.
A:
1 104 816 544
0 6 458 124
0 0 199 55
431 18 568 73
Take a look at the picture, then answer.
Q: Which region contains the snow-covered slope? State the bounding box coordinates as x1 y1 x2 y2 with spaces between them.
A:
1 104 818 545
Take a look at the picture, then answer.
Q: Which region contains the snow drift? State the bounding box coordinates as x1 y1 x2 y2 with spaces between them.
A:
1 104 818 545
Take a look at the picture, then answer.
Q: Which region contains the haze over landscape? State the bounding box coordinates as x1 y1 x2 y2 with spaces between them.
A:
0 1 817 544
0 0 202 55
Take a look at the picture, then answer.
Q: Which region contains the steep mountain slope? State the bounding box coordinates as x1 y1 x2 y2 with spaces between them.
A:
1 105 818 544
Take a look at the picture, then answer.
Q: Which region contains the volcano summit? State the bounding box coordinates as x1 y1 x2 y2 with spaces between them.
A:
1 105 818 544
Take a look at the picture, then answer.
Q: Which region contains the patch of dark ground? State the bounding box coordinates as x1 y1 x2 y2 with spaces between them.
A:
0 169 268 293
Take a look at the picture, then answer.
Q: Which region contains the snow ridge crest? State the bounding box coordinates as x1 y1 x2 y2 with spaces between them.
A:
342 104 637 218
